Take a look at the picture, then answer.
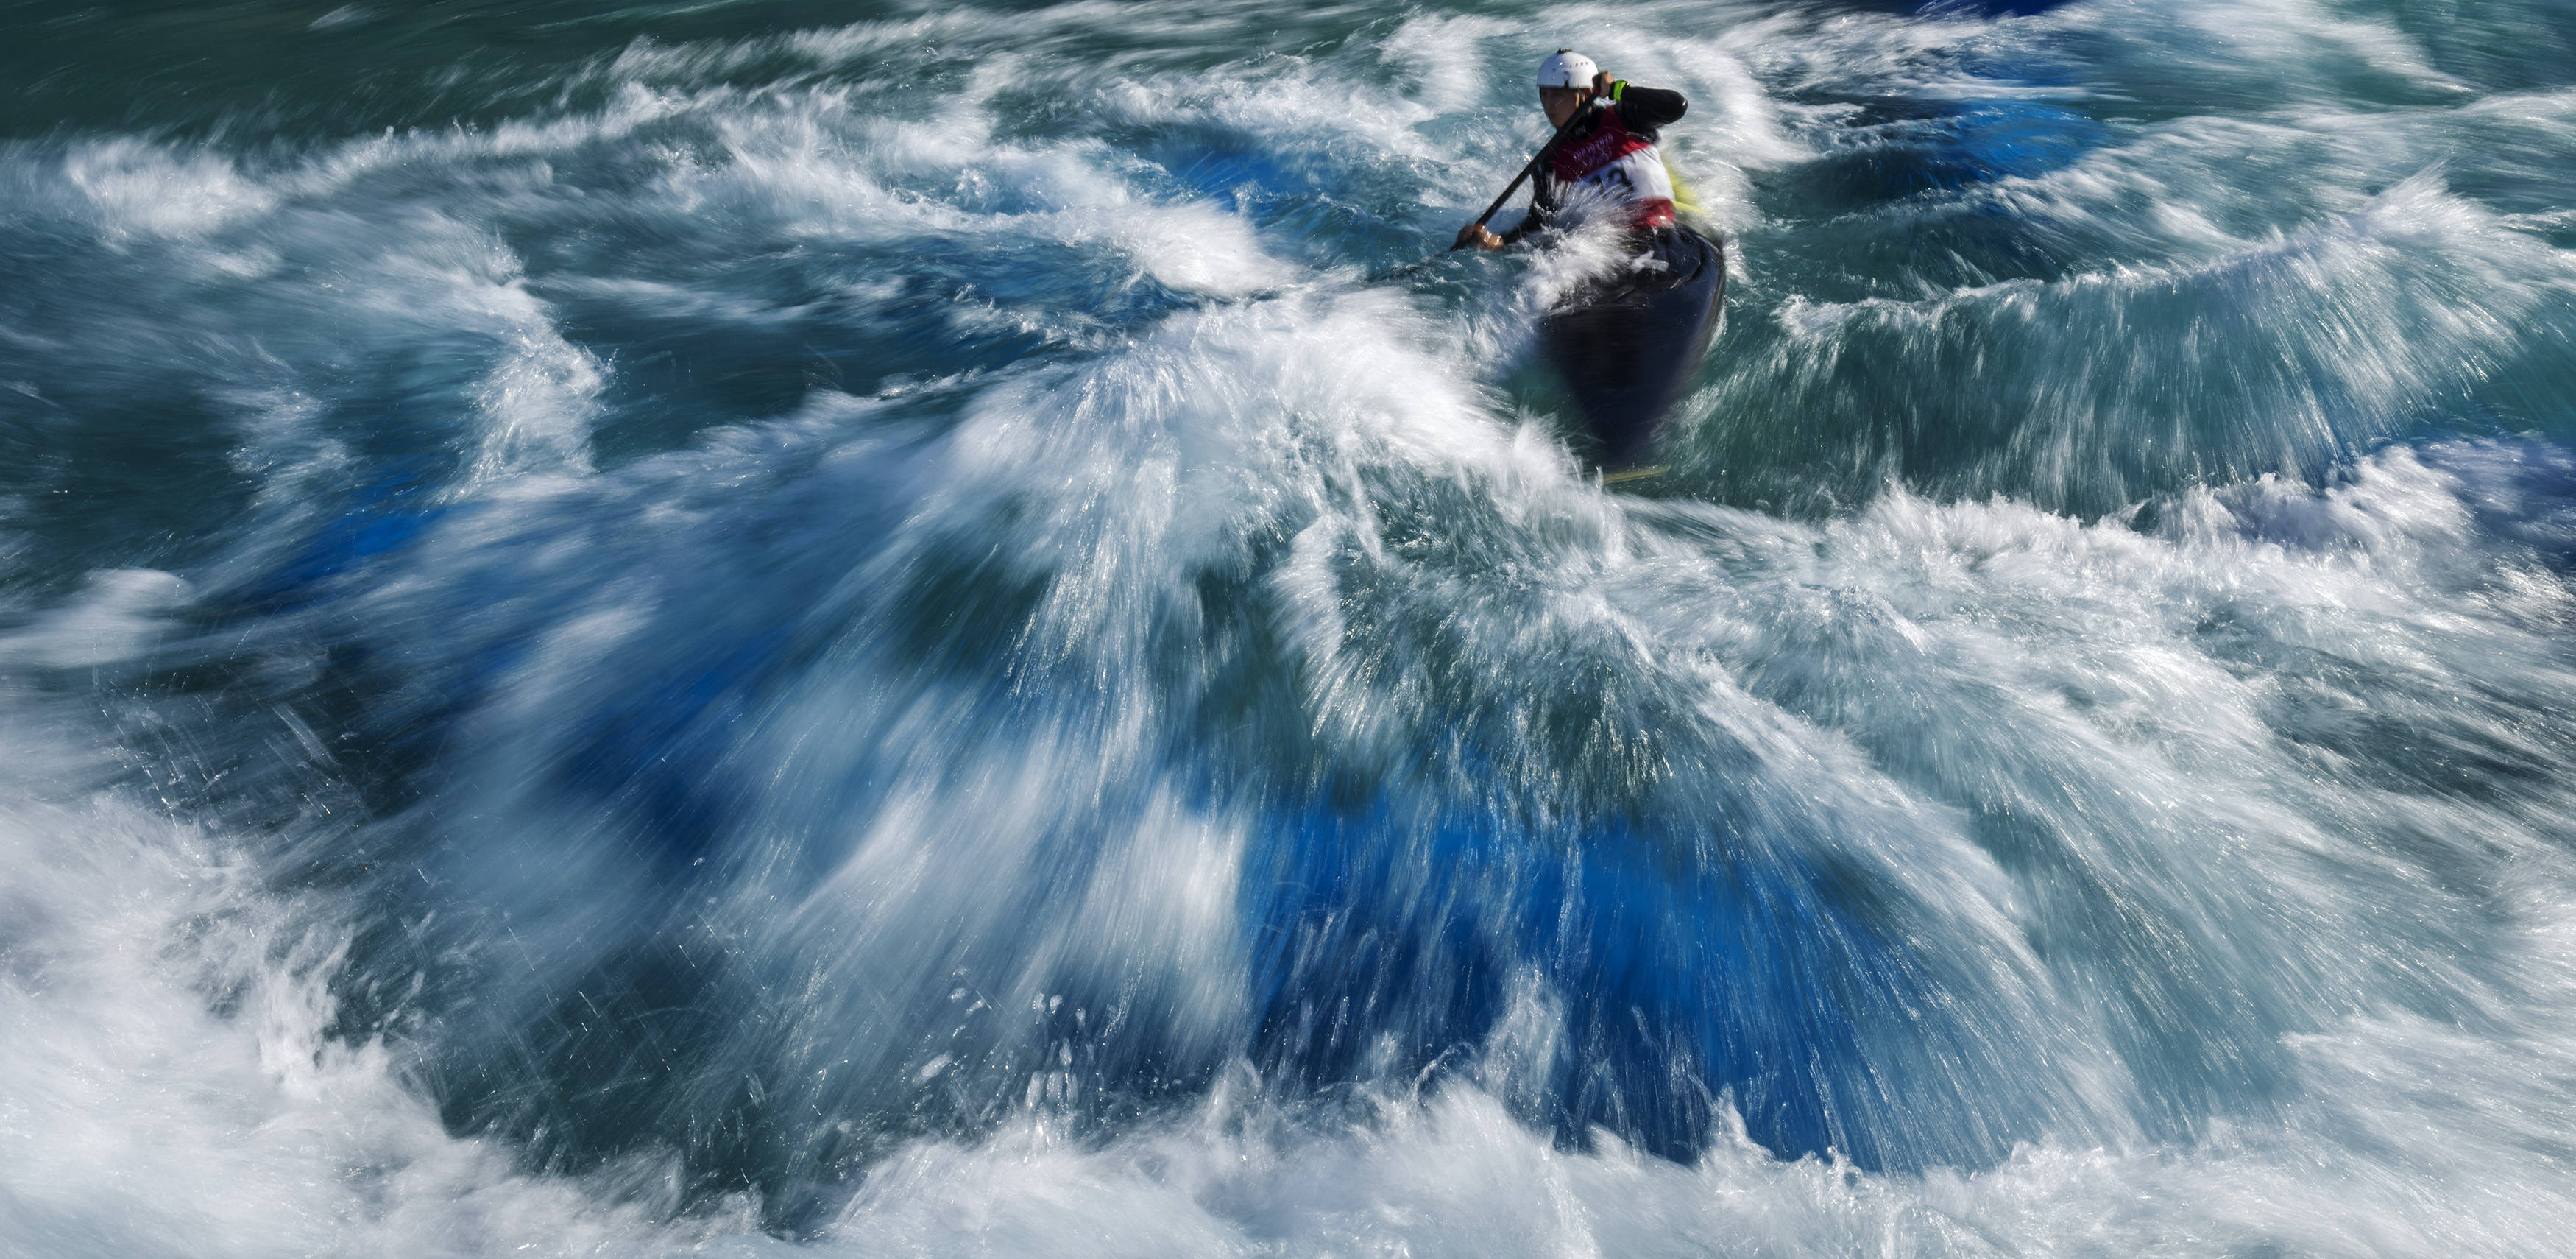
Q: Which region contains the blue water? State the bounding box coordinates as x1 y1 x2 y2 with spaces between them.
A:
4 1 2576 1255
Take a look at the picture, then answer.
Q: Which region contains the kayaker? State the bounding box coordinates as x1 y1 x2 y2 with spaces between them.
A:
1449 51 1724 474
1453 51 1689 251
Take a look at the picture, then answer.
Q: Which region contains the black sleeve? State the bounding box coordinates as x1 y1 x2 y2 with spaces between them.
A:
1611 83 1686 137
1500 173 1557 244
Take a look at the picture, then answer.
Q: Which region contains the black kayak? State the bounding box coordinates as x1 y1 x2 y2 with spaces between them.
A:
1539 225 1726 468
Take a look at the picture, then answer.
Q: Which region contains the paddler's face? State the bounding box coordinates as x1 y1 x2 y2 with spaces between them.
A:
1539 86 1590 127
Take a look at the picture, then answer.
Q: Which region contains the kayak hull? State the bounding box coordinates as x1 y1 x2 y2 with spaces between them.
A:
1539 226 1726 468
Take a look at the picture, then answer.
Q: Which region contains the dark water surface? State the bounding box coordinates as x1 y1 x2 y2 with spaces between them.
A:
4 1 2576 1255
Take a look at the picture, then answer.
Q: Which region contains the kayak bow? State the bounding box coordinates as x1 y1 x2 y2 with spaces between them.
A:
1539 225 1725 469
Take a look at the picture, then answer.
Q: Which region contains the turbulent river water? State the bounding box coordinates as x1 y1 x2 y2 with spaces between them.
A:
6 1 2576 1255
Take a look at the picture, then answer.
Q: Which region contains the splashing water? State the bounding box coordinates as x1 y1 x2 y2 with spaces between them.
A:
4 1 2576 1255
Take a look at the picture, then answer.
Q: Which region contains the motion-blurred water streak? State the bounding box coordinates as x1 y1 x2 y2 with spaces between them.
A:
4 1 2576 1255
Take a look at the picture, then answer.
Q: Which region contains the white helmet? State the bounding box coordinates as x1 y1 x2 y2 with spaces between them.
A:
1536 49 1597 91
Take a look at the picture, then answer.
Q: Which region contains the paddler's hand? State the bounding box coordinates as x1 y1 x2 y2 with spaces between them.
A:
1591 71 1616 99
1454 222 1504 251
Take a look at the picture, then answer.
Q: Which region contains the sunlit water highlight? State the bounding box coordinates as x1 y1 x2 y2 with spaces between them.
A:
4 1 2576 1255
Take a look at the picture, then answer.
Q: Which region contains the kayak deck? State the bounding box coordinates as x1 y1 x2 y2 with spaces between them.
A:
1539 226 1726 468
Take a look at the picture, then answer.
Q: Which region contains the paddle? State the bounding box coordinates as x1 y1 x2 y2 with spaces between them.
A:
1451 94 1598 250
1365 95 1598 283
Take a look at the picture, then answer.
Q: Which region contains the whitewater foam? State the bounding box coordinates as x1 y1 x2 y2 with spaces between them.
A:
6 0 2576 1253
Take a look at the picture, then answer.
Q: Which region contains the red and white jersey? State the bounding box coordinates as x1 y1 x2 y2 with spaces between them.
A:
1546 105 1678 230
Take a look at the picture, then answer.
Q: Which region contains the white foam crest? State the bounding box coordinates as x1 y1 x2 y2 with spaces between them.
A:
464 297 605 483
1796 169 2569 324
0 569 191 670
1793 445 2576 791
306 5 370 32
1769 172 2573 498
929 286 1520 673
586 3 1290 91
63 140 278 243
28 133 616 495
1722 448 2575 967
778 2 1290 77
817 942 2576 1259
749 747 1253 1113
263 80 701 202
2073 0 2475 96
1376 13 1523 115
342 220 603 484
2459 85 2576 124
1901 85 2576 258
1100 61 1443 167
658 83 1293 295
1744 1 2053 102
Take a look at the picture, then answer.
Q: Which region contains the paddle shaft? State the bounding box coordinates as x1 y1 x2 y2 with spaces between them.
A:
1453 98 1597 249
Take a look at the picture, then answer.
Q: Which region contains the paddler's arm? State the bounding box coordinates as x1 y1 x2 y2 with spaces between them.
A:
1495 178 1554 245
1602 80 1686 134
1459 97 1589 251
1453 183 1550 250
1458 204 1546 250
1457 188 1552 250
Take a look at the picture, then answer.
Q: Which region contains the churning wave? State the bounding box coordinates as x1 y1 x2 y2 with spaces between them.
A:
4 1 2575 1255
